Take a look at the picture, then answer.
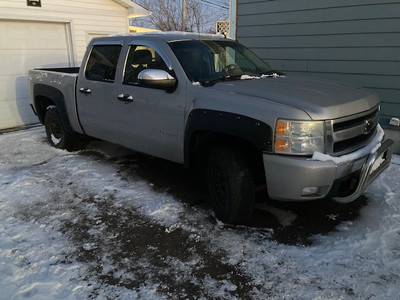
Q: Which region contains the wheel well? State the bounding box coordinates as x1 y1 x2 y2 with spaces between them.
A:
187 131 265 181
34 96 55 124
32 84 74 133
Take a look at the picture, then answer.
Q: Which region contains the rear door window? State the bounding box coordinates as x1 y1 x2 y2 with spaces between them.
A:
85 45 122 82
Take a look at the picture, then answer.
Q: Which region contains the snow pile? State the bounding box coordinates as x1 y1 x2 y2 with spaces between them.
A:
0 127 399 299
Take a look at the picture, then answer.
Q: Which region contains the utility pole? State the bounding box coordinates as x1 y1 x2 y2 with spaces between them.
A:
182 0 186 31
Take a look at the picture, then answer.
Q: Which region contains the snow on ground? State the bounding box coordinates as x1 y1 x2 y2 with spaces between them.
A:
0 127 399 299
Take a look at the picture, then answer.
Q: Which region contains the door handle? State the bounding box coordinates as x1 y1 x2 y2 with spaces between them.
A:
117 94 134 103
79 87 91 94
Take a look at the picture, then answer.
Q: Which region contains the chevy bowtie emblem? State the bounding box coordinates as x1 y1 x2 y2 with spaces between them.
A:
363 119 373 135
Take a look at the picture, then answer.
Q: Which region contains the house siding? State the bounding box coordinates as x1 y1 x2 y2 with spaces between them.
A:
236 0 400 134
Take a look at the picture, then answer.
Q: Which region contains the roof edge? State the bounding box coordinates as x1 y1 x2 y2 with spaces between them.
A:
112 0 149 17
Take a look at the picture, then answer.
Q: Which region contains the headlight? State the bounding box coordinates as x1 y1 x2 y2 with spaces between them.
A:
274 120 325 155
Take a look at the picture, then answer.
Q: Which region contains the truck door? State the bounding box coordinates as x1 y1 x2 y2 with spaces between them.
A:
76 42 124 145
77 41 185 164
114 43 185 163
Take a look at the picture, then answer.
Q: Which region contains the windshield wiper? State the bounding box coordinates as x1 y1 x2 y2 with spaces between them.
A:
201 71 284 85
201 74 241 86
261 70 285 78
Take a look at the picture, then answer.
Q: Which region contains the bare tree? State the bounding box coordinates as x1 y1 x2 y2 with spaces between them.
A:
183 0 209 32
132 0 228 33
144 0 180 31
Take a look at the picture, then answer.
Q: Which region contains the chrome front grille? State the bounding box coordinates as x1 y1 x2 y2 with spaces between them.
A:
326 106 380 156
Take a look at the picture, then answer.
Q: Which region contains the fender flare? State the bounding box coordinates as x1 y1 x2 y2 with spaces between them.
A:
33 84 73 132
184 109 273 168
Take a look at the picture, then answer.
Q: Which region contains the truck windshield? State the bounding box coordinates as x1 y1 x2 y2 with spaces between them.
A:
169 40 272 85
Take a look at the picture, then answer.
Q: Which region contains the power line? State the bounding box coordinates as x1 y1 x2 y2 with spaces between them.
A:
200 0 229 10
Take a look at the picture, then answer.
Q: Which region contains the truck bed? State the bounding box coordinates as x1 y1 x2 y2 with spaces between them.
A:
33 67 80 74
28 67 82 134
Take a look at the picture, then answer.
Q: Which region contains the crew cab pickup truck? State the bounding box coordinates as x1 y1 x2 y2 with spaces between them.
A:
29 32 393 223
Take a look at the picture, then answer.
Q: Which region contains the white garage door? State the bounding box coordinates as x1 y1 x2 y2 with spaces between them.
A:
0 20 72 130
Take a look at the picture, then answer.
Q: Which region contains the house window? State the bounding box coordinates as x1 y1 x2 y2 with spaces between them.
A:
85 45 122 82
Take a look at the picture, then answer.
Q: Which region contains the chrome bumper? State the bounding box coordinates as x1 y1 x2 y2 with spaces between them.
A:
263 139 393 202
333 138 393 203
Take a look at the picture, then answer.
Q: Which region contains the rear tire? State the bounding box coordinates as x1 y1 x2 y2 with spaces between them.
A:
44 105 86 151
207 146 255 223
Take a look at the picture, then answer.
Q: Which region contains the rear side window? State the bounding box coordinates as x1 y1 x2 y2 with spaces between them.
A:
85 45 122 82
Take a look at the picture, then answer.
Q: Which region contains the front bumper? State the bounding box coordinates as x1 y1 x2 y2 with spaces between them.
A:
263 139 393 202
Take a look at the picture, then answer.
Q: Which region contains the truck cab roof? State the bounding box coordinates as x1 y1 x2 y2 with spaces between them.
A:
91 31 230 45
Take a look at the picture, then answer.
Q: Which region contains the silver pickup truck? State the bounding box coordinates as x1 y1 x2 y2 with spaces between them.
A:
28 32 393 223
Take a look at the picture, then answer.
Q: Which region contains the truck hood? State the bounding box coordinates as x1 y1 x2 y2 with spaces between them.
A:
210 75 379 120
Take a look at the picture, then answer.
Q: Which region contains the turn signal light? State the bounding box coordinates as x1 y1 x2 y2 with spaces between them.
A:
275 139 287 151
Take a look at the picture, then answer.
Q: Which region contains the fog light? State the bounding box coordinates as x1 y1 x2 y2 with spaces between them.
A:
302 187 319 196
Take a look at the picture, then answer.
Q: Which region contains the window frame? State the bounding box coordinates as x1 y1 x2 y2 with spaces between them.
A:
122 41 173 86
84 41 123 83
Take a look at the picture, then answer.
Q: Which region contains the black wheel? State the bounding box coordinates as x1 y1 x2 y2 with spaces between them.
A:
207 146 255 223
44 105 86 151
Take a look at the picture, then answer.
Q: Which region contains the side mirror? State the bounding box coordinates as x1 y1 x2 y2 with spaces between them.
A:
137 69 177 89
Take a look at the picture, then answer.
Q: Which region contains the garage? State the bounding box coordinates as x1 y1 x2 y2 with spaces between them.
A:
0 20 71 129
0 0 149 131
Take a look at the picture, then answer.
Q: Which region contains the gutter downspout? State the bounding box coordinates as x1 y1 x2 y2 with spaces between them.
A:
229 0 237 40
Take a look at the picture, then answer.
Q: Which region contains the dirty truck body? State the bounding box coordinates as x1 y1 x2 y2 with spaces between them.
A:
28 32 393 223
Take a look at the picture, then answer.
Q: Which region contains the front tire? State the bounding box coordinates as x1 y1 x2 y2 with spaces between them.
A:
44 105 85 151
207 146 255 223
